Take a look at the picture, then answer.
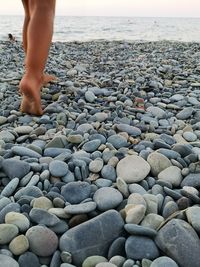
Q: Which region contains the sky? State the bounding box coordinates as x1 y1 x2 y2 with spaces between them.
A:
0 0 199 17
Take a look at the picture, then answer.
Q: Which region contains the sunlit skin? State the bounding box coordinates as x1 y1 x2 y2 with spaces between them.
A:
19 0 56 116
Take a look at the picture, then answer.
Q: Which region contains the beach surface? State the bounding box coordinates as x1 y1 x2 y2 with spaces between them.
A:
1 40 200 266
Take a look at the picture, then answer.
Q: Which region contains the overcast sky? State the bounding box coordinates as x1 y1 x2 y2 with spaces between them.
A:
0 0 200 17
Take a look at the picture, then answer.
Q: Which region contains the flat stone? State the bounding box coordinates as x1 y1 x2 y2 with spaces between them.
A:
101 165 116 181
0 130 15 142
181 173 200 188
2 159 31 179
176 107 193 120
116 155 150 183
150 256 178 267
61 181 91 204
29 208 60 226
125 236 159 260
49 160 68 177
11 146 41 158
14 126 33 134
64 202 97 214
32 196 53 210
155 219 200 267
141 214 164 230
0 224 19 244
115 124 141 137
0 203 20 223
124 224 157 238
158 166 182 187
26 225 58 256
108 237 126 259
60 210 124 266
147 152 172 176
1 177 19 197
107 134 128 149
186 206 200 234
67 134 84 144
93 187 123 211
89 158 104 173
0 254 19 267
14 186 43 200
125 204 146 224
82 140 101 152
5 212 30 232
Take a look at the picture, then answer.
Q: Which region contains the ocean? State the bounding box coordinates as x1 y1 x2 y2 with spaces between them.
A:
0 15 200 42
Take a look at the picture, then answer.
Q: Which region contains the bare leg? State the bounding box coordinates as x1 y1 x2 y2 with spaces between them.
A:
20 0 56 115
22 0 56 84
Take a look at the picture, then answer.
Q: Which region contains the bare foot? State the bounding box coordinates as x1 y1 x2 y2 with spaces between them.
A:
19 74 43 116
43 73 57 85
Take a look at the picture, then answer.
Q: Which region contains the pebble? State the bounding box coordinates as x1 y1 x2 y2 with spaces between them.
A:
9 234 29 255
0 224 19 244
26 225 58 256
157 166 182 187
5 212 30 232
0 254 19 267
49 160 68 177
150 256 179 267
2 159 31 179
116 155 150 183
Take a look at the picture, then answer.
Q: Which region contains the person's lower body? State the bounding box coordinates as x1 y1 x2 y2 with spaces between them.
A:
20 0 56 115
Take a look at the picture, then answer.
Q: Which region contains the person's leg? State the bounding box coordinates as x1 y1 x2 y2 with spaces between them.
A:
20 0 56 115
21 0 30 53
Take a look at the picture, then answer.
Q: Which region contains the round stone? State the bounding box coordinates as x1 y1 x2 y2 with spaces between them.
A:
14 126 33 134
0 254 19 267
116 155 150 183
32 196 53 210
125 204 146 224
9 235 29 255
147 152 172 176
82 256 108 267
89 158 104 173
183 131 197 142
26 225 58 256
18 251 40 267
158 166 182 187
93 187 123 211
125 236 159 260
5 212 30 232
151 256 178 267
0 224 19 244
49 160 68 177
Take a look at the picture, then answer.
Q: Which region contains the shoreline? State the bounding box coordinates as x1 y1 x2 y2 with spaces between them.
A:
0 40 200 266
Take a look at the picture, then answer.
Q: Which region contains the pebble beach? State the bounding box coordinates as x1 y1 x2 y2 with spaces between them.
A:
1 40 200 267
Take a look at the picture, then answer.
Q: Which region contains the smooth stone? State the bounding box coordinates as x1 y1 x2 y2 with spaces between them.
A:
115 124 141 137
146 106 165 119
14 126 33 134
67 134 84 144
26 225 58 256
82 256 108 267
64 202 97 214
9 235 29 255
143 194 158 214
14 186 43 200
0 203 20 223
85 91 96 102
96 264 116 267
101 165 117 181
49 208 70 219
176 107 193 120
158 166 182 187
125 204 146 224
147 152 172 176
11 146 41 158
0 254 19 267
125 236 159 260
0 224 19 244
186 206 200 234
162 201 179 219
60 210 124 266
107 134 128 149
93 187 123 211
181 173 200 188
116 155 150 183
150 256 178 267
127 193 146 207
82 140 101 152
61 181 91 204
89 158 104 173
77 123 94 133
108 237 126 259
116 177 129 198
49 160 68 177
109 255 126 267
155 219 200 267
94 112 108 122
128 184 147 195
18 251 40 267
141 214 164 230
156 148 180 159
2 159 30 179
172 144 193 157
5 212 30 232
32 196 53 210
29 208 60 226
183 131 197 142
0 130 15 142
0 197 11 211
124 224 157 237
1 177 19 197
